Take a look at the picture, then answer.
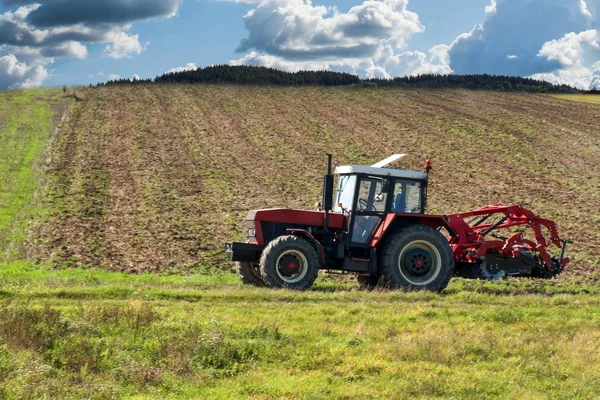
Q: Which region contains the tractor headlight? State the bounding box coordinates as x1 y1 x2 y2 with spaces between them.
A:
247 228 255 238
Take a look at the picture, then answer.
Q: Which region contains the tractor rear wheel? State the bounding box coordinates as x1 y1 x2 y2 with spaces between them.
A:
236 262 266 287
260 235 320 290
381 225 454 292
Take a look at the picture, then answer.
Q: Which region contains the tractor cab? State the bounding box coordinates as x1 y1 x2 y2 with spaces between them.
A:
331 155 430 245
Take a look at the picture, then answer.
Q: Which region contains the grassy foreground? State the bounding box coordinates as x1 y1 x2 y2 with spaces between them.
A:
1 88 600 399
0 89 64 260
3 263 600 399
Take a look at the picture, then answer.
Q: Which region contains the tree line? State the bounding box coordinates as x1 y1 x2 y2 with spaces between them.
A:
365 74 578 93
94 64 581 93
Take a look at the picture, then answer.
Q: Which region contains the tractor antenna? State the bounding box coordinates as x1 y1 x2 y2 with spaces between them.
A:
424 160 432 211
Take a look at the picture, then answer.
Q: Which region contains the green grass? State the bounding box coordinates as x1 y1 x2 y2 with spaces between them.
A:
0 89 65 260
2 88 600 398
550 94 600 104
2 264 600 399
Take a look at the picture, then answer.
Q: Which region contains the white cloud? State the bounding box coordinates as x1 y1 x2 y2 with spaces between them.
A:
232 0 450 78
102 32 147 59
238 0 423 60
166 62 197 74
485 0 497 15
231 45 450 79
581 0 593 18
531 66 596 89
0 53 47 89
448 0 600 88
531 29 600 89
379 44 451 77
0 1 180 88
42 41 88 59
590 61 600 89
108 73 121 80
213 0 262 3
538 29 599 67
132 74 141 80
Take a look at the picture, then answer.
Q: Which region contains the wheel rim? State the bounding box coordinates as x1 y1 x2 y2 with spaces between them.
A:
276 250 308 284
398 240 442 285
251 263 262 278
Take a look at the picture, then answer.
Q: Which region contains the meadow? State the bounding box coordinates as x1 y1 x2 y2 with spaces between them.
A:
0 87 599 399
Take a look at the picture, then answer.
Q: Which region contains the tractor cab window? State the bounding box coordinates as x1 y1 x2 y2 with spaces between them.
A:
334 175 357 213
391 180 422 213
356 177 388 212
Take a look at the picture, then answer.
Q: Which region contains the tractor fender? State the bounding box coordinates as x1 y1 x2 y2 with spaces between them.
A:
286 229 326 266
370 214 455 249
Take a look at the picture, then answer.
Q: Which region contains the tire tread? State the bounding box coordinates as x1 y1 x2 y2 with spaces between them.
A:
259 235 320 290
381 225 454 292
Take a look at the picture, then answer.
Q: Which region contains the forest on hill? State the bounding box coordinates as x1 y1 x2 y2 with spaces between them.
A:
97 64 581 93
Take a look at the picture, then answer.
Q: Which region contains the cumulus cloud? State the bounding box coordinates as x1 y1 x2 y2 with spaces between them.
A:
485 0 497 14
166 62 198 74
232 0 450 78
448 0 600 88
0 0 181 27
529 29 600 89
590 61 600 89
0 0 181 88
41 41 88 59
538 29 599 67
108 73 121 80
238 0 423 60
102 32 147 59
0 53 47 88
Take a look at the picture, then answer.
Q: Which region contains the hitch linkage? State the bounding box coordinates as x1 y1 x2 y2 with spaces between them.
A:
551 237 573 265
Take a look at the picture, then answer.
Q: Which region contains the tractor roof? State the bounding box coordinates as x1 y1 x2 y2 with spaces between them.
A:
334 154 427 180
334 165 427 180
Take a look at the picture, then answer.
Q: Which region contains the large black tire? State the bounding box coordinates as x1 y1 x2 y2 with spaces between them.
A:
259 235 320 290
381 225 454 292
236 262 266 287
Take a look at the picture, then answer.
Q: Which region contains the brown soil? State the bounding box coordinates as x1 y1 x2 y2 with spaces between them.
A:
41 86 600 281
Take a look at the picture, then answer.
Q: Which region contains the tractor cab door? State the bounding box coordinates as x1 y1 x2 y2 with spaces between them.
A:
349 176 390 245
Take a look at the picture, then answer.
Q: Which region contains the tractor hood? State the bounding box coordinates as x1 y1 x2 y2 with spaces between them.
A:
247 209 345 229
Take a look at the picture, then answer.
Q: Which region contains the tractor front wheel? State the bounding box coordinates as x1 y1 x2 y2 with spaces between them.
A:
260 235 320 290
236 262 266 287
381 225 454 292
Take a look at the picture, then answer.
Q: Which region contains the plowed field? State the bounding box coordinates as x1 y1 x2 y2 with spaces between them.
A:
41 86 600 280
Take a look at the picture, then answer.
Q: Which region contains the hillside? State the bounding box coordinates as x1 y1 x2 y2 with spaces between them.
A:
43 85 599 279
2 87 600 398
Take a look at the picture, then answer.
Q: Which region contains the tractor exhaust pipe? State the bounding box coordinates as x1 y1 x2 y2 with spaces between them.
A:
322 154 334 231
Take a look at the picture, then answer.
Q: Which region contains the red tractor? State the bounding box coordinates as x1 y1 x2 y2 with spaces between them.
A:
226 154 571 291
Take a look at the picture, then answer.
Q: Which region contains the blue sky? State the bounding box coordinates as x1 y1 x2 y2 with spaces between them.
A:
0 0 599 89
